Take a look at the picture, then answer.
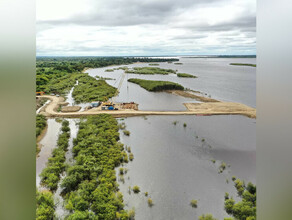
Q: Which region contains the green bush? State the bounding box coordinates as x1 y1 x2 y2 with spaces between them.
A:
132 185 140 193
36 114 46 137
148 198 153 207
123 130 130 136
190 199 197 208
199 214 217 220
129 153 134 161
36 190 55 220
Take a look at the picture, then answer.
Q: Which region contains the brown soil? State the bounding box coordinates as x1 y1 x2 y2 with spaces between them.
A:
61 106 81 112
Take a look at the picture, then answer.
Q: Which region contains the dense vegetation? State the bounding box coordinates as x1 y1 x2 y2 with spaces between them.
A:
224 178 256 220
229 63 256 67
40 120 70 191
61 115 134 219
128 78 184 91
36 114 47 138
36 190 55 220
125 67 176 75
200 178 256 220
36 57 178 92
72 74 117 103
177 73 197 78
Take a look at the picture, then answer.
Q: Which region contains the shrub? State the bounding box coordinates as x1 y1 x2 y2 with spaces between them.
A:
132 186 140 193
183 123 187 127
129 153 134 161
199 214 217 220
148 198 153 207
144 192 148 196
123 130 130 136
190 199 198 208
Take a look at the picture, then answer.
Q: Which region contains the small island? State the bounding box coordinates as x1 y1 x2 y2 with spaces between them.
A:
177 73 197 78
125 67 176 75
148 63 159 66
230 63 256 67
174 62 183 65
128 78 184 91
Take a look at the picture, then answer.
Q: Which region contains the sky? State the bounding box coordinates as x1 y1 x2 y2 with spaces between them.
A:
36 0 256 56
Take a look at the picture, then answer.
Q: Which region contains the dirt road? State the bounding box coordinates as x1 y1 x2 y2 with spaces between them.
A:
38 95 256 118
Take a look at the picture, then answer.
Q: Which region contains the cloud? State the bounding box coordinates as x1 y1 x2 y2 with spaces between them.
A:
36 0 256 55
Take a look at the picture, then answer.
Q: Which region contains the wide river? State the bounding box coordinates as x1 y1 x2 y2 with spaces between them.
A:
86 57 256 109
37 57 256 219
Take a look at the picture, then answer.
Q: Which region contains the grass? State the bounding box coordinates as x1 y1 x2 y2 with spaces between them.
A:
177 73 197 78
230 63 256 67
190 200 198 208
125 67 176 75
132 185 140 193
128 78 184 92
105 69 114 72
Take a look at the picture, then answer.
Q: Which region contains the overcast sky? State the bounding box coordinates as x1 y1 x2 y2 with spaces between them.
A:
36 0 256 56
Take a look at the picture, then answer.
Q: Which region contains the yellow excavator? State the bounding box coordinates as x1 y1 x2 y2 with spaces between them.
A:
36 91 45 96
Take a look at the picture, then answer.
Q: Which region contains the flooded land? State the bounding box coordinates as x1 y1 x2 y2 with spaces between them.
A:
36 57 256 219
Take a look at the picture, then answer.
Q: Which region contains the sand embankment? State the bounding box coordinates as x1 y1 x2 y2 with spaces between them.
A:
37 95 256 119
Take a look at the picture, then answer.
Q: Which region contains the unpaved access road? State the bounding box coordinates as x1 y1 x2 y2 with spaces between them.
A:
38 95 256 118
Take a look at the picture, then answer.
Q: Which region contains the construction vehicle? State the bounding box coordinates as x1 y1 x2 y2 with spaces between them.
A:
36 91 45 96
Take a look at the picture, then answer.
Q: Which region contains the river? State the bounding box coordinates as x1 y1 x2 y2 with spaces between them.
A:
37 57 256 219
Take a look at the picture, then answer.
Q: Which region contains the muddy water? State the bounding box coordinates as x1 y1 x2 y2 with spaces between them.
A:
36 119 61 187
117 115 256 220
86 57 256 110
66 80 88 111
